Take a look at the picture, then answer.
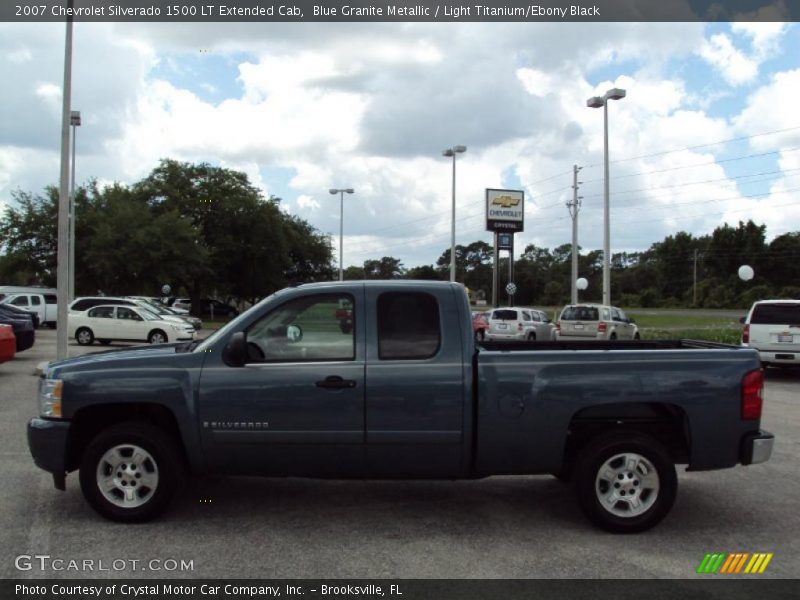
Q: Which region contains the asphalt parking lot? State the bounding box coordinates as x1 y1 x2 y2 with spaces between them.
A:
1 330 798 579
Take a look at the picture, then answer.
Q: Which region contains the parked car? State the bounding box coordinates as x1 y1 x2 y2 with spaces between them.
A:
174 298 239 319
29 281 772 532
70 296 201 331
128 296 190 316
0 292 57 328
741 299 800 368
0 324 16 363
472 311 489 341
0 302 40 328
485 307 556 342
0 306 35 351
68 305 196 346
556 304 639 341
126 297 202 330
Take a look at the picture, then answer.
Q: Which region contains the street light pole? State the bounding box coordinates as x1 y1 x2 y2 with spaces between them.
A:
69 110 81 302
568 164 582 304
587 87 625 306
329 188 354 281
442 145 466 282
56 1 75 360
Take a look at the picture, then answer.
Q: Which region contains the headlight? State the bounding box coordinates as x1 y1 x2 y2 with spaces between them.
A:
39 379 63 418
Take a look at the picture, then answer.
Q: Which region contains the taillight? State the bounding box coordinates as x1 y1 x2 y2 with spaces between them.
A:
556 321 561 332
741 369 764 420
598 322 607 333
742 324 750 344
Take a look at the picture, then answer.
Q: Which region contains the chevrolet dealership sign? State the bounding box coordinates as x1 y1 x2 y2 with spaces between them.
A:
486 188 524 232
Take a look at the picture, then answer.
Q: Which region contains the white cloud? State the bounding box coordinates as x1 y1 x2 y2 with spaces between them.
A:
698 33 758 86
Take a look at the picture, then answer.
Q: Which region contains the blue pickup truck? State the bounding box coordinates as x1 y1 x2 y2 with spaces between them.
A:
28 281 774 532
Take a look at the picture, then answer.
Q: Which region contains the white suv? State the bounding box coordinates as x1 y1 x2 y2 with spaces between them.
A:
484 307 556 342
741 299 800 368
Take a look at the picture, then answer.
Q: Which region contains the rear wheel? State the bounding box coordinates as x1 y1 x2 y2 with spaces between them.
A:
526 332 536 341
79 422 182 522
573 432 677 533
609 333 618 341
475 329 485 342
76 327 94 345
633 332 640 340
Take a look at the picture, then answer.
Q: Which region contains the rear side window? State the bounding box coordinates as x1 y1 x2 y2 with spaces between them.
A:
88 306 114 319
561 306 599 321
378 292 440 360
751 303 800 325
492 309 518 320
72 299 100 311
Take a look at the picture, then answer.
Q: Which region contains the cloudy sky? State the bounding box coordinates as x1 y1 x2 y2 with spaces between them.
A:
1 20 799 269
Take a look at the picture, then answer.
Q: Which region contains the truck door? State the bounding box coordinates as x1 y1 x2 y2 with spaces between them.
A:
364 287 465 477
198 289 366 477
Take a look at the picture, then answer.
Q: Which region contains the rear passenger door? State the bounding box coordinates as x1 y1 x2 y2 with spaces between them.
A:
364 287 465 477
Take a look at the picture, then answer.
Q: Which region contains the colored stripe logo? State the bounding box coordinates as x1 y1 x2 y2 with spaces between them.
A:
697 553 773 574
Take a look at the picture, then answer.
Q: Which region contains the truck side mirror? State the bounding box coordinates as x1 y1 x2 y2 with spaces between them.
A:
222 331 247 367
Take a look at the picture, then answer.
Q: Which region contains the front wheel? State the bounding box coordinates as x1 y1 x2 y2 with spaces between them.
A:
573 432 677 533
78 422 183 522
148 329 167 344
75 327 94 346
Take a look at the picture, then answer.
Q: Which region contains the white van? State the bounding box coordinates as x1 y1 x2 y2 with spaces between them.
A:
0 291 58 328
741 299 800 368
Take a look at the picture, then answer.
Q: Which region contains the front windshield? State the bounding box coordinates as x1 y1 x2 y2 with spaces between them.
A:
139 299 169 315
193 288 288 352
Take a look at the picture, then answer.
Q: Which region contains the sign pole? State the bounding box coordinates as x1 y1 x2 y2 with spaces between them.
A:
492 231 499 308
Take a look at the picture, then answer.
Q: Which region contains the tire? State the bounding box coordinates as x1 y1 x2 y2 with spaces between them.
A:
78 421 183 522
609 333 618 341
475 329 485 342
99 340 111 346
573 432 677 533
148 329 168 344
526 332 536 342
633 332 640 340
76 327 94 346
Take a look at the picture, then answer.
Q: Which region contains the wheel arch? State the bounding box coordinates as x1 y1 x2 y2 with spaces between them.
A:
67 402 194 473
562 402 690 474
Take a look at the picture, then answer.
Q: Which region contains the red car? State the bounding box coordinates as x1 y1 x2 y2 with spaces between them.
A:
0 324 16 363
472 311 489 342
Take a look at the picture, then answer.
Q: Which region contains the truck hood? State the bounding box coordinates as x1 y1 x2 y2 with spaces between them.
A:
45 343 190 377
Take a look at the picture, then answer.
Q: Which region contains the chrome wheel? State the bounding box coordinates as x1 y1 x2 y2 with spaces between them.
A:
149 331 166 344
96 444 159 509
76 328 93 345
595 452 660 518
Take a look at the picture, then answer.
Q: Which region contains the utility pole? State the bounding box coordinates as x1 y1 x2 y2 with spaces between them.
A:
693 249 698 306
567 165 583 304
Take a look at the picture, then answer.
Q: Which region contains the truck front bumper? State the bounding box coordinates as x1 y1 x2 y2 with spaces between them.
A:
27 417 71 489
740 430 774 465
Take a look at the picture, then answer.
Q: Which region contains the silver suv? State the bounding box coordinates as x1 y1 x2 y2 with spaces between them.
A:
741 299 800 368
556 304 639 341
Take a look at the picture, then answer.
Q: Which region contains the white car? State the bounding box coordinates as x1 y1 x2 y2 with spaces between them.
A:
69 305 196 346
741 299 800 368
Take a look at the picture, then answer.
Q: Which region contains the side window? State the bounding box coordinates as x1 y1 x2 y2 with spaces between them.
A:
116 307 139 320
31 296 42 306
10 296 29 306
45 295 57 304
522 311 531 322
617 309 628 322
246 294 355 362
88 306 114 319
602 308 611 321
378 292 440 360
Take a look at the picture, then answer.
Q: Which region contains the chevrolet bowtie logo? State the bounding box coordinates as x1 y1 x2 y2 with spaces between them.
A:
491 195 520 208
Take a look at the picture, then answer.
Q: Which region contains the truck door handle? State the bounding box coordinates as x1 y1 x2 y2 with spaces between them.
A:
315 376 357 389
